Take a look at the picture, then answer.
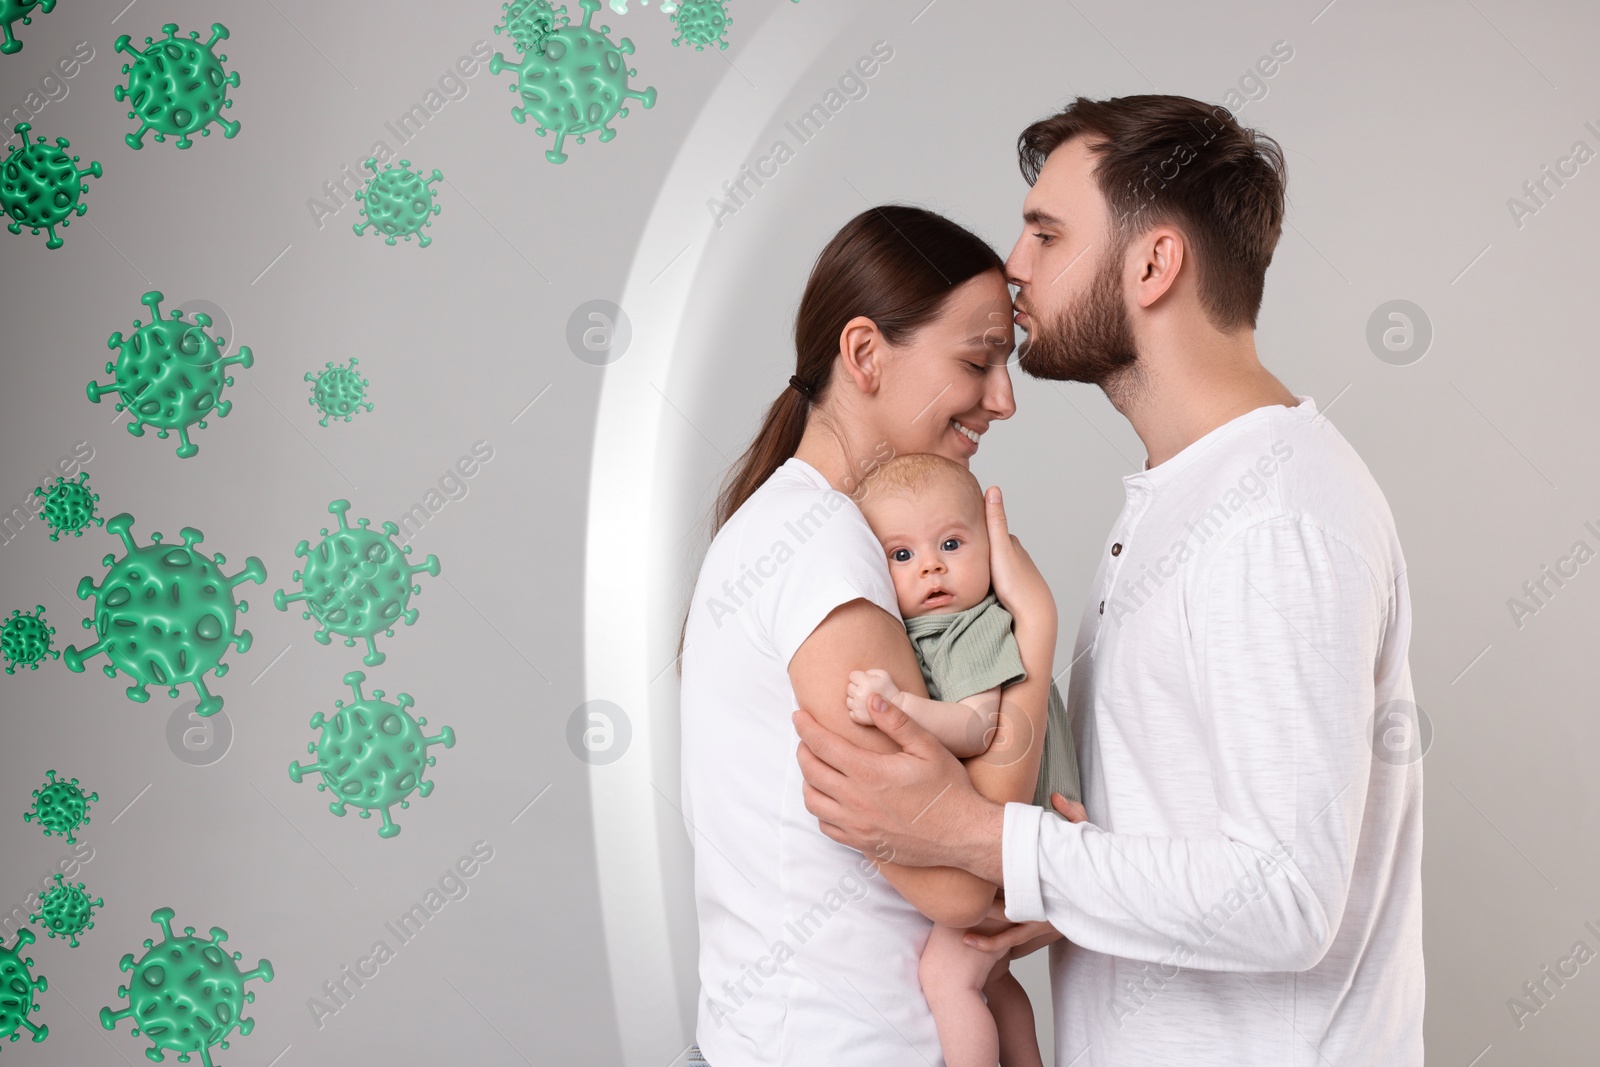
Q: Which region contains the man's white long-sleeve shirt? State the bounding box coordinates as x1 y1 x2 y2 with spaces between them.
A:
1002 395 1424 1066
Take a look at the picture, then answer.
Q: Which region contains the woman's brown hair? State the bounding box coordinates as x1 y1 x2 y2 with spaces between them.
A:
675 204 1005 670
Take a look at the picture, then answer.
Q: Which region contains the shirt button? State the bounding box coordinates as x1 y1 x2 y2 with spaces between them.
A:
1111 542 1122 556
1099 600 1105 614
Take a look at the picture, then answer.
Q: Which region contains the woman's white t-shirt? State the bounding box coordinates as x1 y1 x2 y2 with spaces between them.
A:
680 456 945 1066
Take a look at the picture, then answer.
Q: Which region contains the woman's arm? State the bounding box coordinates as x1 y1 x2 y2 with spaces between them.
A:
964 486 1058 808
846 668 1000 758
790 598 999 929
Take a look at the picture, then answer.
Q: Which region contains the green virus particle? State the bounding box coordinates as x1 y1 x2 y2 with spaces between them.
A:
289 670 456 839
33 470 104 541
352 157 443 249
489 0 657 164
88 290 254 459
2 121 101 249
273 499 441 667
30 873 103 948
100 907 274 1067
64 513 267 718
496 0 567 55
114 23 241 150
1 605 57 674
23 769 97 844
671 0 730 50
0 928 47 1048
0 0 55 55
305 357 372 426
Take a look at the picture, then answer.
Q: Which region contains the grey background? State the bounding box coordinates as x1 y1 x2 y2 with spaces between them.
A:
0 0 1595 1064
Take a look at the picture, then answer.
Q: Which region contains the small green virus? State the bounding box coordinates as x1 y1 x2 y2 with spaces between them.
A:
496 0 567 55
30 873 103 948
100 907 274 1067
114 23 241 150
23 769 96 843
2 122 101 249
65 513 267 718
0 928 47 1047
274 499 440 667
489 0 657 164
89 290 254 459
0 0 55 55
33 470 103 541
352 157 443 248
306 357 372 426
671 0 730 50
1 605 57 673
290 670 456 839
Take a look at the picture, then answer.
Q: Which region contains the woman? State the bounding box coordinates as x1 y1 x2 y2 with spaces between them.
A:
677 205 1065 1065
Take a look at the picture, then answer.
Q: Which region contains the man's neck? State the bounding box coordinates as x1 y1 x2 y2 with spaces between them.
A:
1108 333 1299 472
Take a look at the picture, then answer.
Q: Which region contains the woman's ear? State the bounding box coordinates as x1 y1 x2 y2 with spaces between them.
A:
837 315 884 395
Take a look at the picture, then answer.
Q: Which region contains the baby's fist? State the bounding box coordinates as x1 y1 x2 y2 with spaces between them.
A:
846 668 898 725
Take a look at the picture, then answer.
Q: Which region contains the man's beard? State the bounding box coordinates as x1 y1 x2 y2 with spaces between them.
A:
1016 243 1141 392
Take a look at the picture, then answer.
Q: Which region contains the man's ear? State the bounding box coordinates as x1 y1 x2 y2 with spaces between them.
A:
1131 226 1184 310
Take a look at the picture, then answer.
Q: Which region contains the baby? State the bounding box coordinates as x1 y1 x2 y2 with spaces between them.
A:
847 452 1081 1067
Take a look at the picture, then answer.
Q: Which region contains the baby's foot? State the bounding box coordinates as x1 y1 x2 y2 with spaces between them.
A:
846 668 900 724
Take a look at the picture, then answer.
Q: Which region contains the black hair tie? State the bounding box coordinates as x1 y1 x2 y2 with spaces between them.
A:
789 374 815 400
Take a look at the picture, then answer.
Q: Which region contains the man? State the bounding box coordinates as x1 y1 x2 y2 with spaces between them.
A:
793 94 1424 1065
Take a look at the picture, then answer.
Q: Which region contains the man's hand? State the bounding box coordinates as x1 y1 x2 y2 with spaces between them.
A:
794 691 1004 877
845 668 901 726
960 793 1088 959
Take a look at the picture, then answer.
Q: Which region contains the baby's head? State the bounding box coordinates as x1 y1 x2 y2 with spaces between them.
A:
857 453 991 618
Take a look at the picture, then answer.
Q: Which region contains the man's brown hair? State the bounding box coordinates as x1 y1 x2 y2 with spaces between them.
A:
1017 94 1287 331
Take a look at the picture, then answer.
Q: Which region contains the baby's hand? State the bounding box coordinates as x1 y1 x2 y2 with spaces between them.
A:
846 668 900 725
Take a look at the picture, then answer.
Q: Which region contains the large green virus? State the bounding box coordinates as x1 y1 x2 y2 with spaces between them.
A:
0 0 54 55
34 470 103 541
496 0 566 55
30 873 103 948
352 157 443 248
0 928 47 1048
289 670 456 839
64 513 267 718
274 499 440 667
23 769 96 843
100 907 274 1067
89 290 254 459
1 605 57 674
2 121 101 250
489 0 656 164
305 357 372 426
114 23 241 150
671 0 730 50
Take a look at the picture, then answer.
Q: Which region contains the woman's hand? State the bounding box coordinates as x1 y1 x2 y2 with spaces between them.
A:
984 486 1056 632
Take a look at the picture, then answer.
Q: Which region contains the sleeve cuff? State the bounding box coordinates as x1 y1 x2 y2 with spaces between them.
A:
1001 801 1046 922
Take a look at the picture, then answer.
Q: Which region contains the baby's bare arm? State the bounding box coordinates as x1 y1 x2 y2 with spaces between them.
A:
847 669 1000 757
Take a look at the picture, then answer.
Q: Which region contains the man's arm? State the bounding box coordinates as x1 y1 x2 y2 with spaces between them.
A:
995 516 1393 972
800 516 1394 973
791 597 997 929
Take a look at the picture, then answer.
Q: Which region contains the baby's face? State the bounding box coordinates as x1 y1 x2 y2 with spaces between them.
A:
863 482 991 618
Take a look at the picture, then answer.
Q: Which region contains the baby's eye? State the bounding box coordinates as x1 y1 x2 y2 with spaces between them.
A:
941 538 961 552
890 547 912 563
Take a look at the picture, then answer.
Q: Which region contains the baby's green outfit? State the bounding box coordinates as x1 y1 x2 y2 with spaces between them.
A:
901 591 1082 811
